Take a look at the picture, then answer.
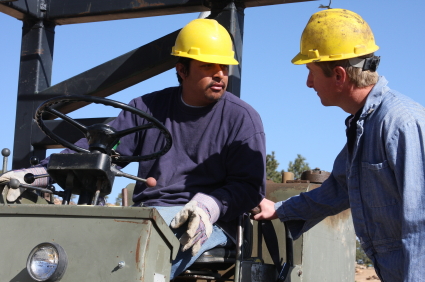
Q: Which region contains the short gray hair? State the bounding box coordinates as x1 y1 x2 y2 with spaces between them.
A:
314 54 379 88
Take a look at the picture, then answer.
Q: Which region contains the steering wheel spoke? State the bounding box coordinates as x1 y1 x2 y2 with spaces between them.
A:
35 95 172 162
45 107 88 135
115 123 155 139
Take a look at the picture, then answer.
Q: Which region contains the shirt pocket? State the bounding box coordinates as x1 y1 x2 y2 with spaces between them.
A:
361 160 398 207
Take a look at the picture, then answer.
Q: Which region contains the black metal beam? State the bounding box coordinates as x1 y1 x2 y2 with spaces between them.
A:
0 0 314 24
13 19 56 169
38 30 180 117
48 0 207 25
0 0 40 20
211 1 245 97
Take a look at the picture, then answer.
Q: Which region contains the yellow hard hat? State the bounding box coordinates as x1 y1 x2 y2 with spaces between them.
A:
171 19 239 65
292 9 379 65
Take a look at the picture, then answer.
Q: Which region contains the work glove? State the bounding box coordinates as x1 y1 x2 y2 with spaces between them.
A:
170 193 220 256
0 166 49 202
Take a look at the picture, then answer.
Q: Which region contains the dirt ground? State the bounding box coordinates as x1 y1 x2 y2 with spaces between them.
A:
355 265 380 282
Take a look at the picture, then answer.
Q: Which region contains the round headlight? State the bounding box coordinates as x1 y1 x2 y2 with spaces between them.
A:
26 242 68 281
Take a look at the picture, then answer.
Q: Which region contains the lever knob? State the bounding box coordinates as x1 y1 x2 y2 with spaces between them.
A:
1 148 10 157
47 184 56 192
24 173 35 184
30 156 40 166
9 178 20 189
146 177 157 187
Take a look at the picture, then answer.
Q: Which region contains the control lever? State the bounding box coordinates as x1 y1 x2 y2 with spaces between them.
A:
24 173 50 185
24 169 51 201
110 166 157 187
8 178 65 199
29 156 40 166
1 148 10 174
250 206 294 282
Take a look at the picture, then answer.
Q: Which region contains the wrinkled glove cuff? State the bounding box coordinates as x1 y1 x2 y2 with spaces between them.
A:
192 193 220 224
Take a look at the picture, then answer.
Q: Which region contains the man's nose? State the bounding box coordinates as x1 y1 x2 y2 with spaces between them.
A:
213 64 226 78
306 72 314 88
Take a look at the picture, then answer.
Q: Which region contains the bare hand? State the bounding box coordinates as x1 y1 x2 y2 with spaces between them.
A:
252 198 278 221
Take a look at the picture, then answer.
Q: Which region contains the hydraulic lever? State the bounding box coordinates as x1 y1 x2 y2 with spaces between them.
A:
23 173 50 185
110 165 156 187
23 167 157 205
1 148 10 174
8 178 65 200
250 206 294 282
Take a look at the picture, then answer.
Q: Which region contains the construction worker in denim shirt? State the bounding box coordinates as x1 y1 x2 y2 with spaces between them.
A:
254 9 425 282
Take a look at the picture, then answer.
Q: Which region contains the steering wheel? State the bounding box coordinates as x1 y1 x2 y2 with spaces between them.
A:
35 95 172 162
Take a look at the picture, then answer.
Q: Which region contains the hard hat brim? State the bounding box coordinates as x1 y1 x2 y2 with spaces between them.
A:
172 52 239 65
291 44 379 65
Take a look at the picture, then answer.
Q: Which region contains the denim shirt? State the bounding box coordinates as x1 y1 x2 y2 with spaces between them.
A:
275 77 425 282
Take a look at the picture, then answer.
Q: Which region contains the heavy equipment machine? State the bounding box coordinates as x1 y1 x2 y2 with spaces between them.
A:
0 0 355 281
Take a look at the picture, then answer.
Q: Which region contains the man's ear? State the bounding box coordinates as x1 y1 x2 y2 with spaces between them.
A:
333 66 347 89
176 63 187 81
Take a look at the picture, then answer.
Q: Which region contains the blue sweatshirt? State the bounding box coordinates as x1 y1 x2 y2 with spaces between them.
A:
58 87 266 238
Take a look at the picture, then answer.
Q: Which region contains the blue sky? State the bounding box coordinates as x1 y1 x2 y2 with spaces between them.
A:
1 0 424 203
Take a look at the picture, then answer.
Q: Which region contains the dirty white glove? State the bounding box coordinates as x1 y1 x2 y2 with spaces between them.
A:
0 166 48 202
170 193 220 256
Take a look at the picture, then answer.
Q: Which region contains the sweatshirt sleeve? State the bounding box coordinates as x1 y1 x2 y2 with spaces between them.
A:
210 111 266 222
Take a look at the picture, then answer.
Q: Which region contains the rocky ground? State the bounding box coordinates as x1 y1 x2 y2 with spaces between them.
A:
355 264 380 281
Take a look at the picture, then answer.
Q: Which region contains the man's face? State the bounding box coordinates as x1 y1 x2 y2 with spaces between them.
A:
178 60 229 106
306 63 340 107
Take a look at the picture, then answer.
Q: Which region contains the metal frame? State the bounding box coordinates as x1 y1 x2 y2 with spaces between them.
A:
0 0 312 169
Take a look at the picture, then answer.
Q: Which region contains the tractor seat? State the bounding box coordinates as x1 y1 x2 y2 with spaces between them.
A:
176 214 253 280
189 246 238 272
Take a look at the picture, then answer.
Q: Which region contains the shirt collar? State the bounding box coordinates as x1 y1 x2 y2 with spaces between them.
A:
177 86 226 115
345 106 363 129
359 76 389 119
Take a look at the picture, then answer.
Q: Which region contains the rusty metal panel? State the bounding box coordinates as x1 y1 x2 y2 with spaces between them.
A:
0 205 179 281
252 182 355 282
298 209 355 282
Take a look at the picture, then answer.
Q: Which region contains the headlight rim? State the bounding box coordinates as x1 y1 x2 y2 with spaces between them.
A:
26 242 68 282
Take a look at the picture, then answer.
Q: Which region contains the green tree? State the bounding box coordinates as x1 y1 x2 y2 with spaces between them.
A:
266 151 283 183
287 154 310 179
115 192 122 206
356 239 372 265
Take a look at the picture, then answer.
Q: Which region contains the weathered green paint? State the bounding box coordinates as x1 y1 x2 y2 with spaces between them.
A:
252 182 356 282
0 204 179 282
